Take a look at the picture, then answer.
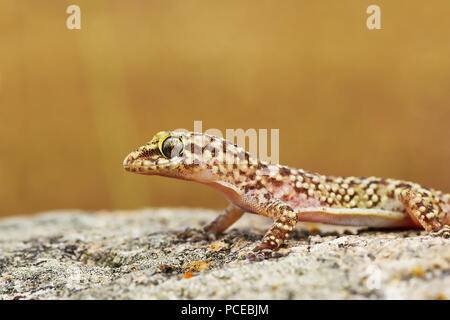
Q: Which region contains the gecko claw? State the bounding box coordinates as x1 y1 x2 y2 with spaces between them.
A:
430 225 450 239
247 245 290 261
247 249 273 261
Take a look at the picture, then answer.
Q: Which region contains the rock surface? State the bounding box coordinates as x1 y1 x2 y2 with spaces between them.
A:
0 208 449 300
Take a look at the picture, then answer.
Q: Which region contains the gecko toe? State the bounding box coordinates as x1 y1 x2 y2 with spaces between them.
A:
247 245 290 261
430 225 450 239
247 251 266 262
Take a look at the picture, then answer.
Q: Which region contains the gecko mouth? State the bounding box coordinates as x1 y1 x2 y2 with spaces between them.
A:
123 152 183 174
123 159 159 173
123 152 155 173
123 153 158 173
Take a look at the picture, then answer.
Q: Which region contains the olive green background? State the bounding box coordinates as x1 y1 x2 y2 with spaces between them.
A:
1 1 449 217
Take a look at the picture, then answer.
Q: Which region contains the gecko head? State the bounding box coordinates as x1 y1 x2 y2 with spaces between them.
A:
124 130 256 182
123 131 234 182
123 131 188 178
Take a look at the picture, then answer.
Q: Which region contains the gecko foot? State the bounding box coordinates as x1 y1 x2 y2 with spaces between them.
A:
176 227 217 242
430 225 450 239
247 249 275 261
247 244 290 262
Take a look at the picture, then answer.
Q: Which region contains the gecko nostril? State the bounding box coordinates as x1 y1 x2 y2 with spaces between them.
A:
123 159 131 171
123 152 137 170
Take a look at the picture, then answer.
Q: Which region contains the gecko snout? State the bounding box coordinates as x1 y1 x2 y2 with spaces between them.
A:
122 146 157 173
123 142 174 174
123 150 140 172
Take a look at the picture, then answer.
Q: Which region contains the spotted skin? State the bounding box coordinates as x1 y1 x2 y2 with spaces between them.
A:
123 131 450 260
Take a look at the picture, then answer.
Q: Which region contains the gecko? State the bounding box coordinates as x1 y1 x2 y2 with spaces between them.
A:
123 131 450 261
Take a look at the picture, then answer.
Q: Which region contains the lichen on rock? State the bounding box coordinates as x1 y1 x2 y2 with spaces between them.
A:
0 208 449 299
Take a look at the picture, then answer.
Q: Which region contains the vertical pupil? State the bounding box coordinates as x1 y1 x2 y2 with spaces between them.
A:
162 138 182 158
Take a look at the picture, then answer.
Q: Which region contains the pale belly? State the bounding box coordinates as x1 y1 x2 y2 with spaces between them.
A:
294 207 417 228
281 188 418 228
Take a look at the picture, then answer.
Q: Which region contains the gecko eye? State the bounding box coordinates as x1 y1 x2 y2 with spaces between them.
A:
160 136 184 159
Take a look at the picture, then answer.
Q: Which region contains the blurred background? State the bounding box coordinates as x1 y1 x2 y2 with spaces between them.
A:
0 0 449 218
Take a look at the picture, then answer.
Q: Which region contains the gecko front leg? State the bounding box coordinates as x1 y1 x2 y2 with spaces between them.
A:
203 203 245 236
246 198 298 261
177 203 244 241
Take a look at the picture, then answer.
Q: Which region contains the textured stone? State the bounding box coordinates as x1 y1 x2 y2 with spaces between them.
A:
0 208 448 299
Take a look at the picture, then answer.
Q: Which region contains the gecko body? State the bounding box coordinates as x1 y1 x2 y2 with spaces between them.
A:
123 131 450 260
